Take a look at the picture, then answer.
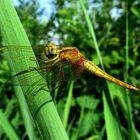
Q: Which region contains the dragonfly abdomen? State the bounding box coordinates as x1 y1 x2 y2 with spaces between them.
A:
84 60 140 92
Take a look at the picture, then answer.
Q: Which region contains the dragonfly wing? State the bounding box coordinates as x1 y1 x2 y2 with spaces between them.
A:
0 46 51 87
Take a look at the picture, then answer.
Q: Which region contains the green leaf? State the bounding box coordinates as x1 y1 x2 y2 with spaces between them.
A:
0 0 68 139
76 95 99 110
0 109 20 140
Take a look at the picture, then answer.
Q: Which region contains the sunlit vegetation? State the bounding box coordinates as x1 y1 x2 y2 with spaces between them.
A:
0 0 140 140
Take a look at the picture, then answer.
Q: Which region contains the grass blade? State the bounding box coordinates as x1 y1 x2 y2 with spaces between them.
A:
0 109 20 140
79 0 122 139
0 0 68 139
125 1 138 139
63 81 74 129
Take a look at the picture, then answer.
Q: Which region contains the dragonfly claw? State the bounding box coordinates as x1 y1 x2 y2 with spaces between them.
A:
29 57 37 61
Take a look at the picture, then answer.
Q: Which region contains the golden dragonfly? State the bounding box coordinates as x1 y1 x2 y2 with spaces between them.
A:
1 43 140 92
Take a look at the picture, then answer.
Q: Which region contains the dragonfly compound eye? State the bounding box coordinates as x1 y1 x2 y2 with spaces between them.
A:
49 47 57 55
44 43 58 58
48 42 58 55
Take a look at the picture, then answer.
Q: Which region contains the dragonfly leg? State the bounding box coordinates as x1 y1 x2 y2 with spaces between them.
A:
60 64 65 81
36 55 59 64
51 58 61 66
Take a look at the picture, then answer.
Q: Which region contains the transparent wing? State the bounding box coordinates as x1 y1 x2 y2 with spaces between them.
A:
0 46 83 88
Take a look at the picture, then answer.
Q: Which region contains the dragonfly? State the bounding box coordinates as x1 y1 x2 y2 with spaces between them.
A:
41 43 140 92
1 43 140 93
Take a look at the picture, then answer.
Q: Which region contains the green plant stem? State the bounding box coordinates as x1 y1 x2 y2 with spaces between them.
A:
79 0 122 140
125 1 135 140
0 0 68 139
63 81 74 129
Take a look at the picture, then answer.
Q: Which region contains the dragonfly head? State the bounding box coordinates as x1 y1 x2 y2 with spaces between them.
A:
44 43 58 58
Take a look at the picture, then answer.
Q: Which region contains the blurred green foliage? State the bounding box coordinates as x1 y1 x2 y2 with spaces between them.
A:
1 0 140 139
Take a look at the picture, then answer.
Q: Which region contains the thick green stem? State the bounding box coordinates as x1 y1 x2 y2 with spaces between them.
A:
0 0 68 139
